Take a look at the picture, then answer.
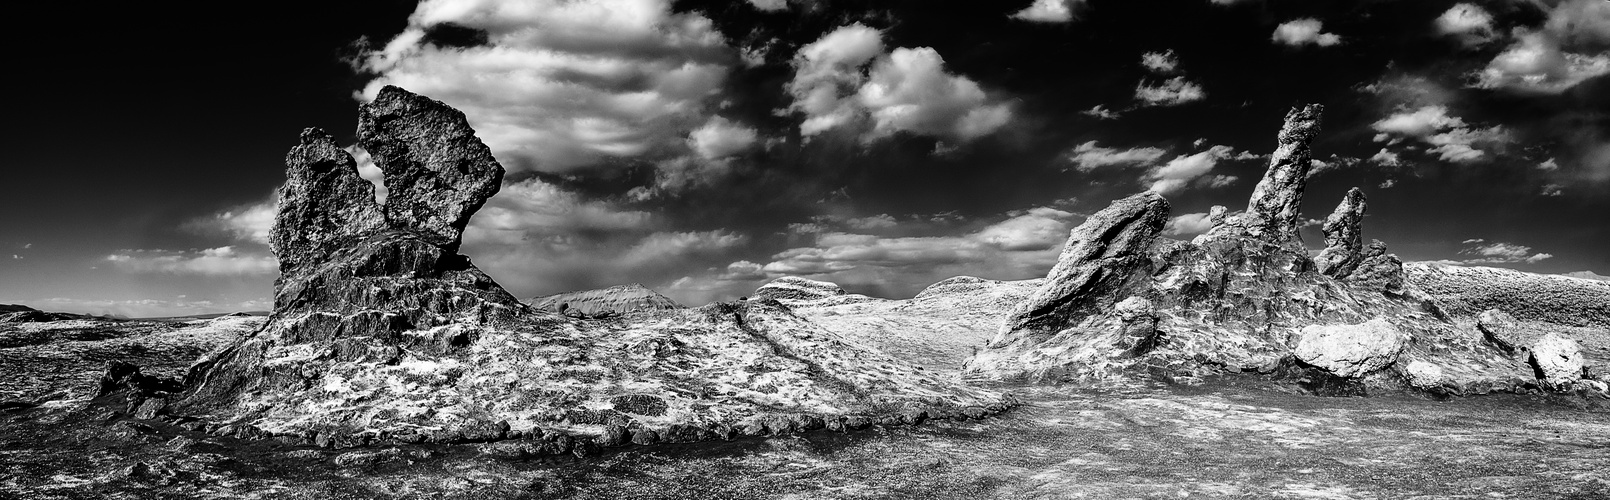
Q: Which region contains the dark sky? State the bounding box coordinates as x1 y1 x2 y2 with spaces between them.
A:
4 0 1607 316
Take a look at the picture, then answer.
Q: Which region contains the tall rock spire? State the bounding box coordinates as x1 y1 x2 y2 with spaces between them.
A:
1315 187 1366 278
1245 104 1323 241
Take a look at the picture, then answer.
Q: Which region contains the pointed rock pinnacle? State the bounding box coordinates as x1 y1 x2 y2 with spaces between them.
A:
1245 104 1323 241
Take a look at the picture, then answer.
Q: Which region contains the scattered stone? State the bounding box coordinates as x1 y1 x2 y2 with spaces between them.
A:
1404 360 1445 388
630 428 659 446
1294 318 1408 378
1315 188 1366 278
1529 333 1584 388
610 394 668 417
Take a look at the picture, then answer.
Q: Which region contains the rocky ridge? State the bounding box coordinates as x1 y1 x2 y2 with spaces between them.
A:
527 283 682 317
143 86 1008 454
963 104 1573 395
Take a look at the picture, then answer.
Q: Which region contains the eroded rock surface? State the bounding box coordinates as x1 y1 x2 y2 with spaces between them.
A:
990 192 1168 347
965 105 1531 394
753 276 876 307
1315 188 1366 278
170 86 1006 450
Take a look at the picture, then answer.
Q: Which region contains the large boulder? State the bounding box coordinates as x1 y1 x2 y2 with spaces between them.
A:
1529 333 1584 388
1476 309 1523 356
990 192 1169 347
1293 318 1409 378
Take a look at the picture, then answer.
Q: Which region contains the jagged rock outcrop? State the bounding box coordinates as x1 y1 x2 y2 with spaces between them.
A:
1240 103 1323 242
965 104 1531 394
170 86 1007 450
528 283 682 317
1315 188 1365 278
1530 333 1584 388
358 85 504 250
989 192 1169 347
753 277 876 307
1293 318 1408 378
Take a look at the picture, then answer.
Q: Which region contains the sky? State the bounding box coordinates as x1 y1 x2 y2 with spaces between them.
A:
3 0 1607 317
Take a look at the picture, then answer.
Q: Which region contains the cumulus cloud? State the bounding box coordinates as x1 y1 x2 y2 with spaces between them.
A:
678 206 1081 300
1470 31 1610 94
786 25 1014 142
1011 0 1079 23
1067 141 1167 171
188 197 276 245
1082 105 1121 120
688 116 759 160
1141 50 1179 73
1272 19 1342 47
1369 148 1403 167
1145 145 1236 194
1134 77 1206 106
1544 0 1610 47
1454 240 1553 264
357 0 735 172
105 247 278 276
1436 3 1496 45
1163 212 1213 236
1371 105 1508 163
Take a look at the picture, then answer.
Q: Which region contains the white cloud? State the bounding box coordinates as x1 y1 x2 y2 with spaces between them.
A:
786 25 1014 142
1369 148 1402 167
105 247 278 276
845 214 899 231
1456 240 1553 264
688 116 759 160
1371 105 1508 163
1163 212 1213 236
748 0 788 12
358 0 734 172
1145 145 1235 194
1470 31 1610 94
1379 179 1397 189
1272 19 1342 47
1544 0 1610 47
975 207 1077 251
187 196 276 245
1141 50 1179 73
1134 77 1206 106
1436 3 1495 45
1067 141 1167 171
1082 105 1121 120
1011 0 1078 23
1539 158 1560 171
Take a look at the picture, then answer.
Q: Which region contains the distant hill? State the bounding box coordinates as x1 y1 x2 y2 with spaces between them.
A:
527 283 681 317
1406 262 1610 329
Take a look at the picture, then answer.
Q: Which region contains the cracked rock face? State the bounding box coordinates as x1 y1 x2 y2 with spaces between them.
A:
1294 318 1408 378
1315 188 1366 278
170 86 1005 448
990 192 1169 347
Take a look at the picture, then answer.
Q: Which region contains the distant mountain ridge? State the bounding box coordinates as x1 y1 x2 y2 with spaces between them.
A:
527 283 681 316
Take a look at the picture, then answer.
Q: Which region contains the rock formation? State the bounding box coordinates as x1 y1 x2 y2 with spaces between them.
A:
1314 188 1365 278
752 276 876 307
988 192 1168 347
167 86 1008 451
1476 309 1522 356
1241 103 1323 242
527 284 682 317
964 104 1544 395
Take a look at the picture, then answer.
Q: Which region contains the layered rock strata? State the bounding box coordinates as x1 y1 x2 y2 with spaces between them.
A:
527 283 682 318
161 87 1007 451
